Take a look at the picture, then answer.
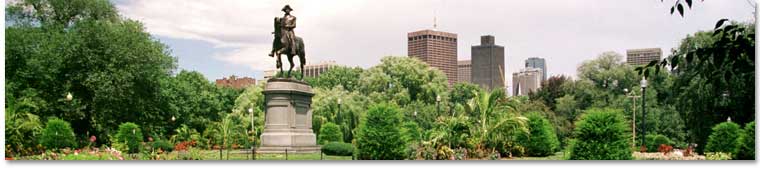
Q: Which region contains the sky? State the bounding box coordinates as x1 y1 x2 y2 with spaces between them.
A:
113 0 755 84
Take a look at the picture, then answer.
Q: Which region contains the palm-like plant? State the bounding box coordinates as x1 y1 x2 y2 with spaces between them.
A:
465 88 528 155
5 98 43 156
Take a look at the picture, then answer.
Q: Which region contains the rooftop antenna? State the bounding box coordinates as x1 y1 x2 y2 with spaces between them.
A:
433 9 438 30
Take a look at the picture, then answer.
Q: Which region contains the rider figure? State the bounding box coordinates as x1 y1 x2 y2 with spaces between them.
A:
270 5 297 57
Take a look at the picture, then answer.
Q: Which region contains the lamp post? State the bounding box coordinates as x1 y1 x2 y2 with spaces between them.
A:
337 98 342 125
640 77 648 151
66 92 73 101
248 107 255 160
624 88 640 150
436 95 441 118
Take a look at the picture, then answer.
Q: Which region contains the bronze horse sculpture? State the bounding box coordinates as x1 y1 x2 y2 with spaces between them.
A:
271 17 306 80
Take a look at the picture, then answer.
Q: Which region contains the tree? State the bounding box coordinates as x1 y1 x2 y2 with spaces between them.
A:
312 86 365 142
530 75 570 110
6 0 178 144
355 103 406 160
705 121 743 157
738 121 755 160
115 122 143 154
465 88 528 156
637 22 755 152
40 118 77 150
309 66 364 92
227 84 265 147
4 95 44 157
566 109 632 160
450 82 481 106
523 113 560 157
318 122 343 144
358 56 448 106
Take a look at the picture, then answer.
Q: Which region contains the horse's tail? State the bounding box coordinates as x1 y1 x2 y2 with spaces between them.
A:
298 37 306 64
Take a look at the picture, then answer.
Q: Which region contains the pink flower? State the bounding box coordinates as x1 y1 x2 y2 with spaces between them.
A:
90 136 97 143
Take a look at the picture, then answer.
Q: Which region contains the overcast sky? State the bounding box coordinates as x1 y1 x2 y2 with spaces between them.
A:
114 0 754 84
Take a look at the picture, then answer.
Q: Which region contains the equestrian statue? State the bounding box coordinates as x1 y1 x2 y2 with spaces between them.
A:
269 5 306 80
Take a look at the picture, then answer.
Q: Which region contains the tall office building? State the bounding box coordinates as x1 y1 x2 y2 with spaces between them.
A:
525 57 547 81
512 68 542 96
457 60 471 83
408 29 458 86
302 60 336 78
471 35 505 90
626 48 662 66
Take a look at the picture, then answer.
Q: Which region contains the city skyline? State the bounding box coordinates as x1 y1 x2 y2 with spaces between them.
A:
114 0 753 84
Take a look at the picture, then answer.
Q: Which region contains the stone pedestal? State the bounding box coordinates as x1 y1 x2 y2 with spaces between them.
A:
257 78 320 153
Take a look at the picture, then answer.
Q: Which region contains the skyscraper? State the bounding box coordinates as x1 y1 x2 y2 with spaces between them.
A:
471 35 505 90
626 48 662 66
408 29 458 86
525 57 547 81
457 60 471 83
512 68 542 96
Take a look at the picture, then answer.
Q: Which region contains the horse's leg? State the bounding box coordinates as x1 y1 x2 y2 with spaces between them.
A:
287 54 295 78
299 52 306 80
276 53 283 76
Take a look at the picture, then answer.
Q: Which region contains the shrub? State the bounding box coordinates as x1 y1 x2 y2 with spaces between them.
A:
524 113 560 157
318 122 343 144
355 103 406 160
152 139 174 152
705 121 743 158
321 142 354 156
738 121 755 160
566 109 632 160
115 122 144 153
705 152 733 160
39 118 77 150
643 134 673 152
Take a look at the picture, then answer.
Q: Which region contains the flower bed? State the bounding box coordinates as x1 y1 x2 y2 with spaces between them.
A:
633 152 705 160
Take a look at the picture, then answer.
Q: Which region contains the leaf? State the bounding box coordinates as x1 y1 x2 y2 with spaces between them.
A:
685 0 693 8
670 6 675 14
677 4 684 17
715 19 729 30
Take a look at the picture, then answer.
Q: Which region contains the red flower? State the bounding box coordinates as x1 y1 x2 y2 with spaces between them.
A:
90 136 97 143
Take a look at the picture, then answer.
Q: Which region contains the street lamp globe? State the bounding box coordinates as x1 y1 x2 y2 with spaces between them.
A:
337 98 342 105
66 92 73 101
171 116 176 122
623 88 629 93
436 95 441 102
248 108 254 114
640 77 648 88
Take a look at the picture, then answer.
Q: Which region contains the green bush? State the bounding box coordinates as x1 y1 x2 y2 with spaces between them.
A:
643 134 673 152
738 121 755 160
321 142 354 156
39 118 77 150
355 103 406 160
115 122 144 153
152 139 174 152
524 113 560 157
705 152 733 160
705 121 743 158
566 109 632 160
318 122 343 144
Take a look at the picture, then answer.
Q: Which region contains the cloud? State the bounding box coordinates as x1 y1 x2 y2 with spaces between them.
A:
116 0 753 77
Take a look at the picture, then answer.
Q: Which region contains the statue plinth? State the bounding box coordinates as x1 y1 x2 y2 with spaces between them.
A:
257 78 320 153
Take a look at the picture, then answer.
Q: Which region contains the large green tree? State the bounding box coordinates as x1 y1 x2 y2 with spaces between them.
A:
6 0 177 143
358 56 448 106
